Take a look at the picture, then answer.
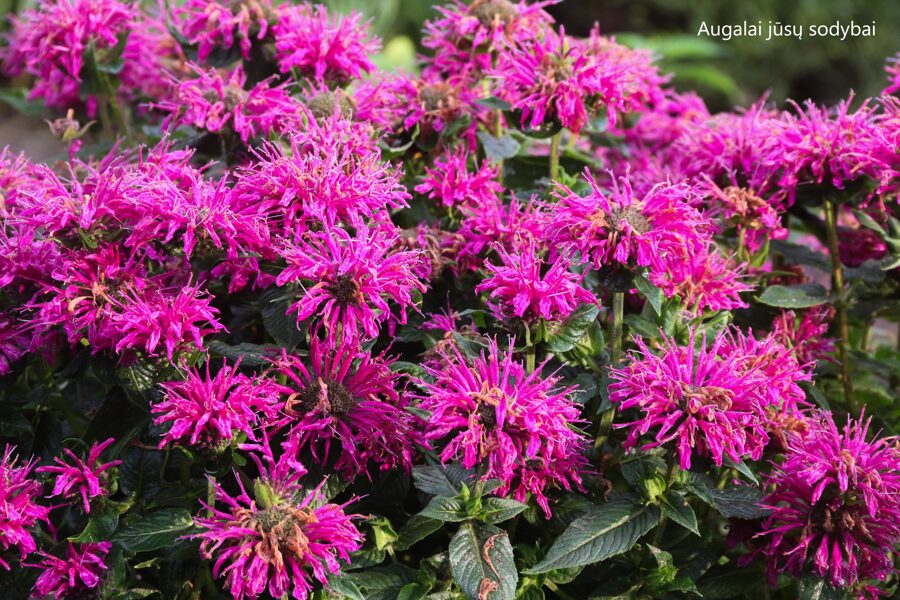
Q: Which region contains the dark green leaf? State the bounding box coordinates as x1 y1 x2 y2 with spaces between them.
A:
545 303 600 353
70 505 119 542
659 492 699 536
346 565 418 600
798 576 846 600
412 464 475 497
526 498 659 573
474 97 512 111
419 496 468 522
770 240 831 271
207 341 282 368
633 272 663 316
395 514 444 550
111 509 194 552
449 521 517 600
480 498 527 523
328 575 366 600
259 289 305 349
478 132 521 162
757 284 831 309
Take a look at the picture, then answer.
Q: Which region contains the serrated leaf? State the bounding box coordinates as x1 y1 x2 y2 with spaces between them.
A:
111 509 193 552
633 272 663 316
853 210 885 235
396 514 444 550
259 289 305 349
526 498 659 573
706 486 769 520
452 332 490 359
207 341 282 368
477 132 520 162
723 457 759 485
412 464 476 497
480 498 527 523
449 521 517 600
545 303 600 353
770 240 831 271
419 496 468 522
328 575 366 600
70 505 119 542
659 492 699 536
397 582 430 600
346 565 418 600
798 576 846 600
757 284 831 309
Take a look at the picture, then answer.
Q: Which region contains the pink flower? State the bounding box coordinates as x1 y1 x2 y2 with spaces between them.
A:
609 331 770 470
547 170 709 270
885 52 900 95
273 4 379 84
457 193 545 270
772 306 836 366
0 315 29 375
154 359 284 450
193 444 362 600
476 242 598 323
28 542 111 599
705 181 787 254
275 226 425 343
756 412 900 591
416 338 590 516
176 0 275 63
650 244 752 314
155 64 302 143
838 227 888 268
38 438 121 513
269 335 422 479
0 446 49 570
415 147 502 208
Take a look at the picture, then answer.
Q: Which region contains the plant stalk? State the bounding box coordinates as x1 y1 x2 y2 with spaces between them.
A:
549 131 561 181
823 200 856 415
610 291 624 365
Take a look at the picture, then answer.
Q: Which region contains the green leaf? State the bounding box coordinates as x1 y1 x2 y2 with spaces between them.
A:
397 582 430 600
526 498 659 574
259 289 305 349
770 240 831 271
698 565 764 598
395 514 444 550
480 497 527 524
545 303 600 353
412 464 476 497
478 131 521 162
0 88 47 117
70 505 119 542
757 284 831 309
419 496 468 522
696 484 769 520
207 341 282 368
633 272 663 316
475 97 513 111
798 576 846 600
328 575 366 600
659 492 699 536
853 210 885 235
449 521 517 600
345 565 418 600
111 509 194 552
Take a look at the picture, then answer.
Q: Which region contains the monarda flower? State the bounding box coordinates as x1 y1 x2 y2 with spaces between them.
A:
838 227 888 268
0 315 29 376
547 170 709 270
417 338 590 516
457 193 545 270
176 0 275 63
609 332 769 470
156 64 302 143
705 181 787 254
270 336 421 479
772 306 836 366
275 226 425 343
415 147 502 208
28 542 110 599
273 4 379 84
755 412 900 592
193 445 362 600
0 446 49 570
650 244 752 314
154 359 283 450
38 438 121 513
476 243 597 323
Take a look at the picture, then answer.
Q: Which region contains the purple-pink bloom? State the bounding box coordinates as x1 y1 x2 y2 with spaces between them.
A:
275 225 425 343
772 306 836 366
154 359 283 450
415 147 502 208
192 445 362 600
269 335 422 479
28 542 111 599
416 337 590 516
155 64 302 143
176 0 275 63
755 411 900 591
457 193 545 270
273 4 379 84
649 244 752 314
476 242 598 323
0 315 29 376
609 331 770 470
0 446 50 570
38 438 121 513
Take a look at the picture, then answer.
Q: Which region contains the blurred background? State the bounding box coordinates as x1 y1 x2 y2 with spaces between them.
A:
2 0 899 155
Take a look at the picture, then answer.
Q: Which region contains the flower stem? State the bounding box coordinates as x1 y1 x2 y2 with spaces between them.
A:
545 581 578 600
549 131 561 181
524 324 536 374
823 199 855 415
610 291 624 365
652 460 678 546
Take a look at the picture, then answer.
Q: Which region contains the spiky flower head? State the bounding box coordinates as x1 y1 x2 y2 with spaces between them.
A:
28 542 111 599
0 446 49 570
37 438 121 513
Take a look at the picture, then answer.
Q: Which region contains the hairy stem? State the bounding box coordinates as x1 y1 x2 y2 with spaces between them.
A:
549 131 561 181
823 199 855 415
610 291 624 365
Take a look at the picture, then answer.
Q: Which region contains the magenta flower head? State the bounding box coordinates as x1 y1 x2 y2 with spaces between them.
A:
275 225 425 343
457 193 545 270
649 244 752 314
38 438 121 513
476 242 598 323
609 331 769 470
28 542 111 599
273 4 379 84
0 446 50 570
175 0 276 63
0 315 29 376
415 146 502 208
155 64 302 143
270 335 421 479
154 359 284 451
772 306 836 366
192 441 363 600
416 337 591 516
547 170 709 270
756 411 900 592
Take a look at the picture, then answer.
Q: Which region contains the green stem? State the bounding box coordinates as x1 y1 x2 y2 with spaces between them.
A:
652 460 678 546
610 291 624 365
545 581 578 600
206 474 216 517
823 200 856 415
549 131 561 181
524 324 536 374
